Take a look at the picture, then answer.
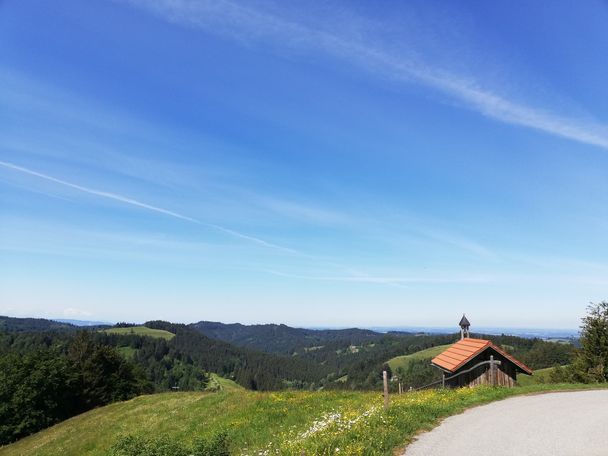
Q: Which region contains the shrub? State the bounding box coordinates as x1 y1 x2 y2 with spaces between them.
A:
109 435 187 456
193 431 230 456
109 431 231 456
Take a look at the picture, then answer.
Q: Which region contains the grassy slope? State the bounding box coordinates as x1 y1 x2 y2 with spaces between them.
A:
205 373 245 392
102 326 175 340
387 344 451 371
2 384 606 456
517 366 559 386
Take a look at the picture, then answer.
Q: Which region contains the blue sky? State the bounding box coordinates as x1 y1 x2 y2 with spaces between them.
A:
1 1 608 328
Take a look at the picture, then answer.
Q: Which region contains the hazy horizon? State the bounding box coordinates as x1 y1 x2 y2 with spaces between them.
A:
2 1 608 329
3 313 581 335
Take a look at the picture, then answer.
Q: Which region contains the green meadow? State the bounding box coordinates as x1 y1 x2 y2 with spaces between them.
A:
386 344 450 372
102 326 175 340
517 366 559 386
2 383 605 456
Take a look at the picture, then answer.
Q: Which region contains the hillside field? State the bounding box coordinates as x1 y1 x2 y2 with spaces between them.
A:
102 326 175 340
205 373 245 392
517 366 559 386
387 344 450 371
2 384 605 456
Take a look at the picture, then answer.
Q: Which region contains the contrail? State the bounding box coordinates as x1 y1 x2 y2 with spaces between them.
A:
0 160 497 286
0 160 298 254
127 0 608 151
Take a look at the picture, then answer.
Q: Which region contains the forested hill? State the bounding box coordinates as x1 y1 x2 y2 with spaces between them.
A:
0 317 331 392
0 317 331 445
0 315 77 332
190 321 577 390
191 321 380 355
140 321 332 389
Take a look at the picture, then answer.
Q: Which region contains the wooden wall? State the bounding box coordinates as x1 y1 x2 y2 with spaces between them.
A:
445 349 518 388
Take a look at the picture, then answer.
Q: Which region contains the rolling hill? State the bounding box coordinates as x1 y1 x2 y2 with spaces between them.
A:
0 316 574 393
0 316 76 332
0 317 333 392
191 321 380 355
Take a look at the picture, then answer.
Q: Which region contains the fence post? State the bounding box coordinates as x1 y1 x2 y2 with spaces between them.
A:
383 370 389 409
441 372 445 388
490 355 496 386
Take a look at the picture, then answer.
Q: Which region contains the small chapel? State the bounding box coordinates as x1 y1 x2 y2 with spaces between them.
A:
431 315 533 387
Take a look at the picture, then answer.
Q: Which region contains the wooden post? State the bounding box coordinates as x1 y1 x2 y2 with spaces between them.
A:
490 355 495 386
441 372 445 388
383 370 389 409
398 382 402 395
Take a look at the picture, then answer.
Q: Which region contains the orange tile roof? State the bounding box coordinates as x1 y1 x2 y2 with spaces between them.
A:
431 338 533 375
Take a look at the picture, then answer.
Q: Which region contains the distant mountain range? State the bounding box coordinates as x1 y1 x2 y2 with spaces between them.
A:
368 326 579 339
52 319 112 327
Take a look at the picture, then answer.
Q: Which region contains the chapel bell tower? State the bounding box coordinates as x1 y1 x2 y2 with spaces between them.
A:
459 314 470 339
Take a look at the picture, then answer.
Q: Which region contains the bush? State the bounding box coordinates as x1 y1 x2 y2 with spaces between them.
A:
109 435 188 456
194 431 230 456
109 432 230 456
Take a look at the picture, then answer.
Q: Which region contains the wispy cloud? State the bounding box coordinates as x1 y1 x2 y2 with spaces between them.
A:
421 228 495 259
0 160 298 254
63 307 92 318
126 0 608 150
265 269 491 286
1 160 497 286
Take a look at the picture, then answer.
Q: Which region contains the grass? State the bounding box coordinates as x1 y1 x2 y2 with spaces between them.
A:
386 345 451 372
116 346 137 360
205 374 245 392
517 366 560 386
2 383 606 456
102 326 175 340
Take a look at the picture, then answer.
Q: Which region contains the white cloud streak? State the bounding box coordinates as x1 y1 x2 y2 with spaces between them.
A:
265 269 491 285
0 160 298 254
126 0 608 150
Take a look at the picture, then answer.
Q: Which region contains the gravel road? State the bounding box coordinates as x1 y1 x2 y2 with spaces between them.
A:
404 390 608 456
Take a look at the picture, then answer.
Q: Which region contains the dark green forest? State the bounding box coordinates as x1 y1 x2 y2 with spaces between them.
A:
192 321 379 355
0 315 79 332
0 331 146 445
